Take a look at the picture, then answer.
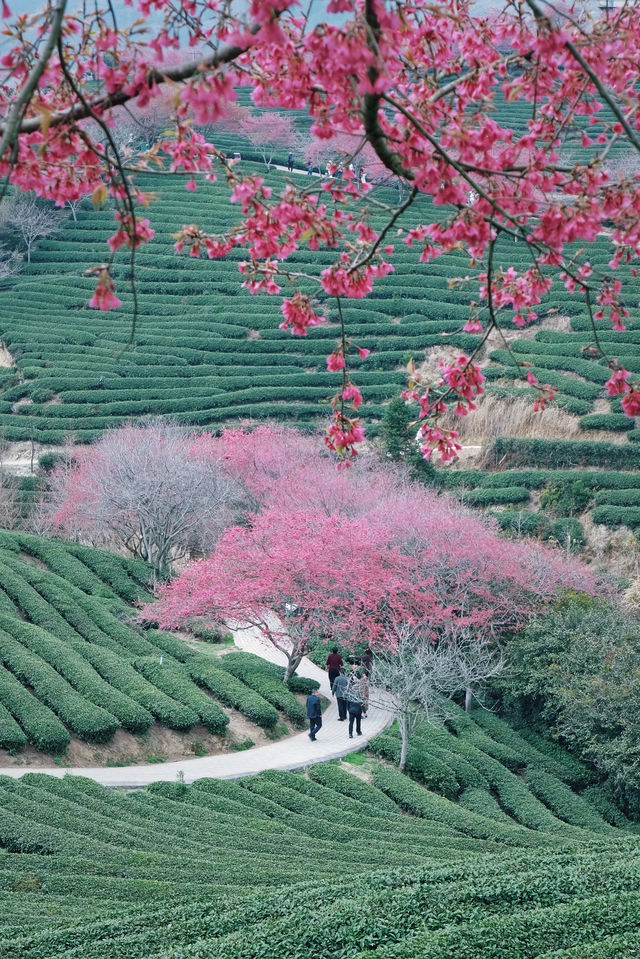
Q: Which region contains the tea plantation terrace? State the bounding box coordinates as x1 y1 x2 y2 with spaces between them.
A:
2 706 640 959
0 157 626 444
0 530 318 757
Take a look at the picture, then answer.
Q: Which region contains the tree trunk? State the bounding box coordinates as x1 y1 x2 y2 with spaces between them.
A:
283 652 303 682
464 686 472 712
399 721 408 772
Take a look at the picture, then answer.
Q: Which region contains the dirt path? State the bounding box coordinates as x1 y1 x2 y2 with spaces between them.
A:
1 624 393 787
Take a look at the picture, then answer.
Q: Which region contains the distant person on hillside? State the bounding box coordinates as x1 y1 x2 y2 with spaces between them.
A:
326 646 343 686
336 165 343 179
307 162 313 175
306 691 322 741
332 668 349 721
287 151 294 172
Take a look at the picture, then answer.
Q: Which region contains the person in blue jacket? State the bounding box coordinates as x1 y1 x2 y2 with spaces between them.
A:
306 691 322 741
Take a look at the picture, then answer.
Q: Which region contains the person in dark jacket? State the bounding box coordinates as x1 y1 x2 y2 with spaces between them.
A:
306 692 322 741
287 151 294 172
361 647 373 674
326 647 343 687
332 669 349 721
347 697 363 738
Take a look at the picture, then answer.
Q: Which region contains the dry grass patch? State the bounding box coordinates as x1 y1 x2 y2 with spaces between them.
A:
441 394 583 449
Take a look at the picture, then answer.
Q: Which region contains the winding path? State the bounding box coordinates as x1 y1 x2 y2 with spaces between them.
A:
1 626 393 788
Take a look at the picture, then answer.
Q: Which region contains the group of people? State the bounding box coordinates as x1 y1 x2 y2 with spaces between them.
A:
286 152 367 185
305 647 373 742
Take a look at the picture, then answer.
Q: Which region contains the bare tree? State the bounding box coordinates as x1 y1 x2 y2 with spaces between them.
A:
66 195 90 222
0 242 21 281
5 193 62 263
443 629 506 712
47 420 247 578
370 623 505 769
370 626 459 771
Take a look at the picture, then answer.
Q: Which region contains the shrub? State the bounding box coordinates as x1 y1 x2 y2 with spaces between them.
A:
218 654 307 727
0 616 153 734
0 663 70 752
133 657 229 734
189 656 279 727
0 700 27 752
0 629 120 743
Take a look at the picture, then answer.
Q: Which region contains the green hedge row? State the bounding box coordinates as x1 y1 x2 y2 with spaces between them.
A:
592 505 640 527
579 414 632 431
0 697 27 752
370 764 555 847
463 486 531 506
133 658 229 734
524 768 613 834
0 615 153 734
189 656 279 727
0 663 70 752
0 628 119 743
493 437 640 469
307 762 399 811
368 732 461 800
218 654 307 727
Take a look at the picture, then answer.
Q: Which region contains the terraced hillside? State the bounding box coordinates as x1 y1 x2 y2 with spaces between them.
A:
0 530 317 763
0 165 483 443
3 710 640 959
440 307 640 542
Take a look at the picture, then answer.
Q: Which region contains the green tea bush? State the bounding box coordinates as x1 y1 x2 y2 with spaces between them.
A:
463 486 531 506
134 658 229 734
0 664 70 752
0 616 153 733
591 505 640 527
189 656 279 727
218 654 307 727
368 732 461 799
0 699 27 752
0 630 120 742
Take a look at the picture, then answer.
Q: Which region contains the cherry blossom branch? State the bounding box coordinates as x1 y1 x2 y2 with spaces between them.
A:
0 19 261 138
0 0 67 157
526 0 640 155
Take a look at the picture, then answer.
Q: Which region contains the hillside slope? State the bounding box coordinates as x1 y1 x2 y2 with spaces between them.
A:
2 710 639 959
0 531 316 765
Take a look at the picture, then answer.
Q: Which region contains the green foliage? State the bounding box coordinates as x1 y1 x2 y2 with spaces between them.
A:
379 396 435 484
591 505 640 528
493 599 640 815
218 653 307 727
493 437 640 470
189 656 279 727
540 478 593 515
134 658 229 734
463 486 530 506
368 731 461 799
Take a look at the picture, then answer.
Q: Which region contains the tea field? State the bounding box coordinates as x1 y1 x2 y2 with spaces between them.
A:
0 530 317 759
0 144 624 446
2 708 640 958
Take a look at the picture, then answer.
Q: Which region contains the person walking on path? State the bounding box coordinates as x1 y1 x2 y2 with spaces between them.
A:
287 151 294 172
347 697 363 738
359 671 370 718
326 647 343 687
306 691 322 741
332 669 349 721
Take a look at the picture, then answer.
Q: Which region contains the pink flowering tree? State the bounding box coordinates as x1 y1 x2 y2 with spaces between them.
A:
149 441 596 682
238 111 300 169
5 0 640 457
